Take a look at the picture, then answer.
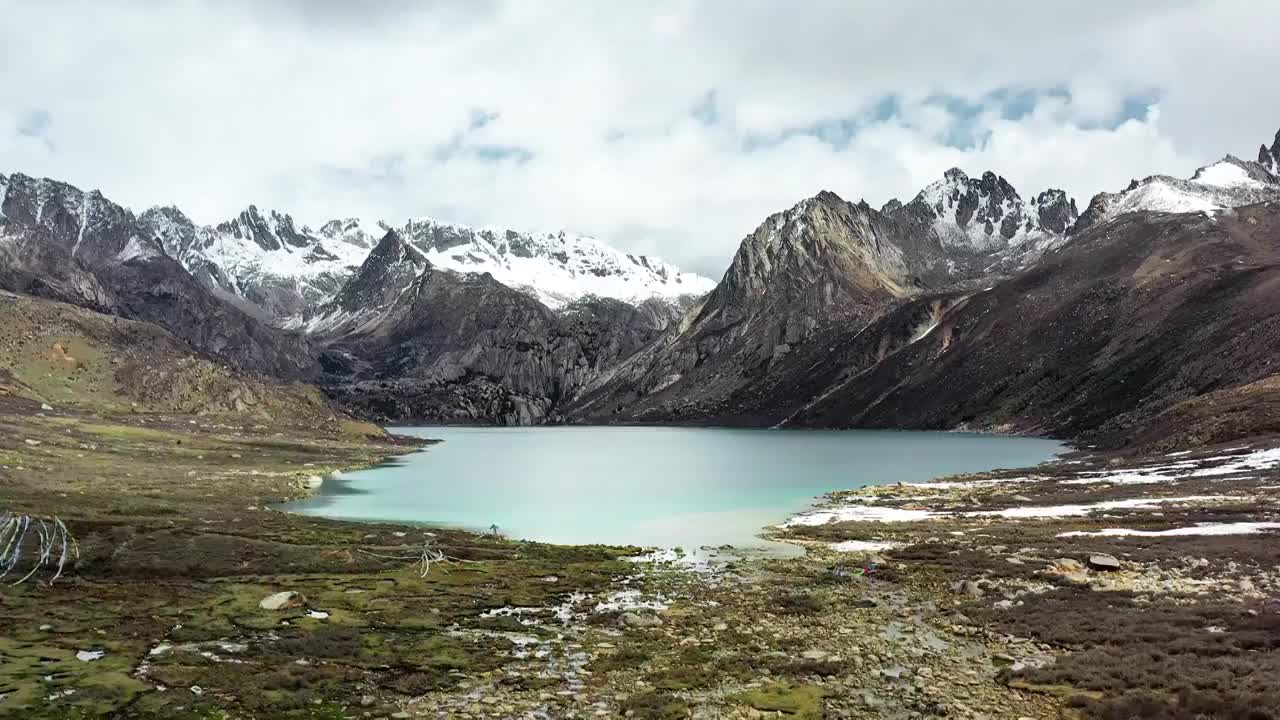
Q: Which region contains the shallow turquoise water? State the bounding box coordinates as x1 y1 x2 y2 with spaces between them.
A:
287 426 1062 550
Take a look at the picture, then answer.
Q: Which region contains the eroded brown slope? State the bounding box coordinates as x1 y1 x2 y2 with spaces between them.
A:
790 203 1280 447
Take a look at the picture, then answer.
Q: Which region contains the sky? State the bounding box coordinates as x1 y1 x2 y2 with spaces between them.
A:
3 1 1278 279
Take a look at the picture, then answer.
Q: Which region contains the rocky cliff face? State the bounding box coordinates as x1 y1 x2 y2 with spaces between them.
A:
0 172 317 380
570 127 1280 447
1260 129 1280 176
788 201 1280 447
312 231 674 424
569 170 1077 424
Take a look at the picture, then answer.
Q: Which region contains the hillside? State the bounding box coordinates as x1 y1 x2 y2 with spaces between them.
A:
0 290 370 434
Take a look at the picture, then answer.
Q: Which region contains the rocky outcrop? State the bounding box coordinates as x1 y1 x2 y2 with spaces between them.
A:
571 127 1280 447
901 168 1078 272
314 235 675 424
0 172 318 380
569 172 1076 425
789 202 1280 447
1260 129 1280 176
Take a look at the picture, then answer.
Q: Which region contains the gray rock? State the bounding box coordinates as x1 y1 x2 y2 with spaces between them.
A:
621 612 663 628
1087 554 1122 571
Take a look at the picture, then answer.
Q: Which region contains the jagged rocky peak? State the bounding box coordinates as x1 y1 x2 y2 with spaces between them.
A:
310 229 430 333
315 217 383 250
139 205 197 247
1259 129 1280 176
905 168 1078 253
1074 130 1280 234
715 190 912 311
214 205 313 252
0 171 318 380
141 200 371 325
0 172 143 263
392 216 716 310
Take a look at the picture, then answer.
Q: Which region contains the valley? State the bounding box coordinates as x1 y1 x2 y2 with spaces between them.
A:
1 122 1280 720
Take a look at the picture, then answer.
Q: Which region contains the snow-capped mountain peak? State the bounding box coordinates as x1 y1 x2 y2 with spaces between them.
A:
1074 147 1280 235
312 217 386 250
902 168 1077 270
141 204 368 322
395 216 716 310
141 200 715 327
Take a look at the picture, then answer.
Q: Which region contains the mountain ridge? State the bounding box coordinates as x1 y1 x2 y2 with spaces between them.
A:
139 202 715 328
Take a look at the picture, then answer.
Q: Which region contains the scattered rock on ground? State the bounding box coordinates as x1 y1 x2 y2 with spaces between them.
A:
622 611 663 628
1088 554 1122 571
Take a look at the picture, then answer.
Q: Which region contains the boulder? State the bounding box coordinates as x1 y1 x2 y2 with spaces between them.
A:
259 591 306 611
1087 554 1122 571
621 612 663 628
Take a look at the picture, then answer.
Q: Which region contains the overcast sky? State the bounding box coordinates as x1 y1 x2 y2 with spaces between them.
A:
3 1 1278 278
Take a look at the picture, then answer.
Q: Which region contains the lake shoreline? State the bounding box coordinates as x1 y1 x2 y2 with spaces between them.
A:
288 425 1063 550
4 399 1276 718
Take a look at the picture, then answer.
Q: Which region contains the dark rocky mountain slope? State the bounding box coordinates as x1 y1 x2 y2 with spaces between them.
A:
568 171 1077 425
786 201 1280 448
571 128 1280 448
313 231 674 424
0 172 317 380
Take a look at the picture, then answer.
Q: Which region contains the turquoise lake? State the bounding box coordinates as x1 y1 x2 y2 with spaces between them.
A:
287 427 1062 551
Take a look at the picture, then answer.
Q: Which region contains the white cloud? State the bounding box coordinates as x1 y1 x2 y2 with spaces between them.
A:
2 0 1277 278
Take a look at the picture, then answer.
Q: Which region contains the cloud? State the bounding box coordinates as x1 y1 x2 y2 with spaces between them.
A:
2 0 1277 278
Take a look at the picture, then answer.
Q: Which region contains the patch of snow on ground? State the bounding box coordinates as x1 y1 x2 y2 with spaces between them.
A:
909 476 1036 489
830 540 898 552
1188 447 1280 477
1066 448 1280 484
970 495 1230 519
1058 522 1280 538
1111 180 1220 217
783 495 1238 525
1193 162 1266 189
781 505 938 526
1064 465 1191 485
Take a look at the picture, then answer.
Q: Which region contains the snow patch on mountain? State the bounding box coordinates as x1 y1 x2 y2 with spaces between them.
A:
116 235 161 263
315 217 385 250
908 169 1077 267
396 217 716 310
1075 153 1280 233
1193 161 1268 189
140 205 367 325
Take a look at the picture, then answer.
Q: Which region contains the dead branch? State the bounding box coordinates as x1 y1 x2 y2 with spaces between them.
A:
0 513 79 585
